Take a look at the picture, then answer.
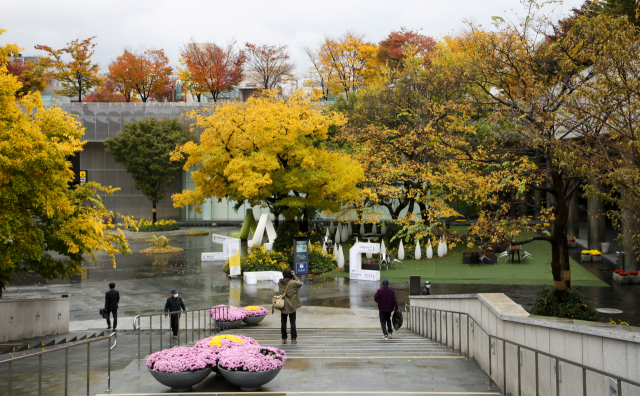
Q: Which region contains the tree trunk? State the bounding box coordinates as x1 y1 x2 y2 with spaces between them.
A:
550 170 570 296
300 207 309 233
418 202 429 225
153 202 157 224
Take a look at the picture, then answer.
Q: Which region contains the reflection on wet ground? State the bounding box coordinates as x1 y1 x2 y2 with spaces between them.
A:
4 226 640 326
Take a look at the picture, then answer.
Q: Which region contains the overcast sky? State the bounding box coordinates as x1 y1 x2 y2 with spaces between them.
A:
1 0 584 77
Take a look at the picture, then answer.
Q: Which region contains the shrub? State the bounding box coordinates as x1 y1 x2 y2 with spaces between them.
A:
272 221 300 254
528 287 598 321
308 243 336 273
224 245 289 273
130 218 179 232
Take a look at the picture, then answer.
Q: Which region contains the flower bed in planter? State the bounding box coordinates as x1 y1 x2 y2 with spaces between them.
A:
146 347 217 391
210 305 246 328
243 306 269 325
581 250 592 262
613 270 631 284
568 238 577 248
148 334 285 392
591 250 602 262
217 346 287 391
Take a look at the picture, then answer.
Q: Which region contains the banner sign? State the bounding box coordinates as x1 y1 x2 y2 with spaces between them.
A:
228 239 241 276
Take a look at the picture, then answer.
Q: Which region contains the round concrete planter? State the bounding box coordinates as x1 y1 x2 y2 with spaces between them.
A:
581 254 591 262
243 315 267 325
214 319 243 330
148 367 212 392
592 255 603 262
218 366 282 391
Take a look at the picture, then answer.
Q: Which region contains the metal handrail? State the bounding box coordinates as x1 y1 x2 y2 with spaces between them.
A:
405 304 640 395
132 305 230 362
1 332 116 396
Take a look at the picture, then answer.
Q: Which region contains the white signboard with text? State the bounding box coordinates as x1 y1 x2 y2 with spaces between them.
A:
201 234 239 262
349 242 381 281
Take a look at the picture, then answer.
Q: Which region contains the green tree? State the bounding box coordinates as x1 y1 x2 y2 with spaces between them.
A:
0 31 131 293
35 37 104 102
105 118 195 223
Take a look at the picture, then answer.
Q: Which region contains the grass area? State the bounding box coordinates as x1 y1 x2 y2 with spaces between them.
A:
321 236 608 287
184 230 210 236
140 246 184 254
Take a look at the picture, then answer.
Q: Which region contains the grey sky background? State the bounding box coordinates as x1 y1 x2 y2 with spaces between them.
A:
1 0 584 78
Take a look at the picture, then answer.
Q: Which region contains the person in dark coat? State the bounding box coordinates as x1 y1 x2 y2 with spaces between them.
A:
164 288 186 338
422 281 431 296
278 268 303 344
374 279 398 339
105 282 119 330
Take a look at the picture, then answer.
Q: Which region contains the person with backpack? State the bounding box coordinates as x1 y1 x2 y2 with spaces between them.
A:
278 268 302 344
374 279 398 339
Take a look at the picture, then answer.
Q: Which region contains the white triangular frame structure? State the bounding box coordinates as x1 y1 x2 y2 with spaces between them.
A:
247 214 278 251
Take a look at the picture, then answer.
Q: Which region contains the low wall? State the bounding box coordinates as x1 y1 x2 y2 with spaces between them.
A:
409 294 640 396
0 298 69 342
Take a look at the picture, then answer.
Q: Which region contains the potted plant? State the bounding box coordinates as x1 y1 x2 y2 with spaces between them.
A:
146 347 217 392
210 305 246 329
242 306 269 325
630 271 640 284
613 269 622 282
591 250 602 262
619 271 631 284
217 346 286 391
581 250 592 262
568 237 577 248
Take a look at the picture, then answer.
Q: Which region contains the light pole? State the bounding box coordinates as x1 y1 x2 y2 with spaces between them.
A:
170 72 175 103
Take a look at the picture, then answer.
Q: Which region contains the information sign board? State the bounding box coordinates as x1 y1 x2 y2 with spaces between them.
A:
293 237 309 275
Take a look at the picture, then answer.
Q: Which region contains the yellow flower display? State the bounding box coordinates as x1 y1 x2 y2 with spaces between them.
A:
245 306 260 311
207 335 245 348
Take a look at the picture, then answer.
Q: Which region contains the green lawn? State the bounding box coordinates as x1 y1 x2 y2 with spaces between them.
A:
321 236 608 287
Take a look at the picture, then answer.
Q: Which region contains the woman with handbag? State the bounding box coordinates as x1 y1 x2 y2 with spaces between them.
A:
277 268 302 344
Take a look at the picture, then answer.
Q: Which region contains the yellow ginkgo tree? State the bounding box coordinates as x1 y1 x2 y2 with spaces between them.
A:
171 90 364 230
0 31 131 293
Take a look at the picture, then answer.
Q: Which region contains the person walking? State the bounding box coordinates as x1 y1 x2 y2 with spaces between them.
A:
422 281 431 296
374 279 398 339
278 268 302 344
164 288 186 338
105 282 119 330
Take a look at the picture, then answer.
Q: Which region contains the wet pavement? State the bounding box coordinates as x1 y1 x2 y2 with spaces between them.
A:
3 226 640 328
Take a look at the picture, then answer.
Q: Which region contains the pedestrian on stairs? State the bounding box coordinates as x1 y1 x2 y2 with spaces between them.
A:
374 279 398 339
164 288 186 338
105 282 119 330
279 268 302 345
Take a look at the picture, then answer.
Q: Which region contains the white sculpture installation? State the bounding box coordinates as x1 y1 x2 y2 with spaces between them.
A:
381 240 387 255
347 222 352 236
325 228 330 237
366 238 373 258
398 240 405 260
381 223 386 235
360 223 365 236
426 238 433 259
372 223 377 235
438 237 444 258
322 243 327 254
338 245 345 268
342 223 349 242
329 221 335 234
335 224 341 244
334 242 339 261
247 214 277 251
415 239 422 260
443 236 448 255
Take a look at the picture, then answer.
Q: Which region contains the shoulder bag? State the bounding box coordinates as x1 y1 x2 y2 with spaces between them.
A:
272 279 291 311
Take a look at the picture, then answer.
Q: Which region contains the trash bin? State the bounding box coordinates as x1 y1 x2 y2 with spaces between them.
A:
410 276 421 295
616 251 625 271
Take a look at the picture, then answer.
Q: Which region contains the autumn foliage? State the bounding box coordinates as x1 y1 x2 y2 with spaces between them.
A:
108 48 172 102
378 27 436 67
244 43 295 89
180 40 245 102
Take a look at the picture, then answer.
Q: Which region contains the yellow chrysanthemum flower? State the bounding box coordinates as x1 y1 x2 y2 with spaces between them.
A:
245 306 260 311
207 334 245 348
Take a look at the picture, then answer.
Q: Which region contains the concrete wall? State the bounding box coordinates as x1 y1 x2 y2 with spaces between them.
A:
409 294 640 396
0 298 69 342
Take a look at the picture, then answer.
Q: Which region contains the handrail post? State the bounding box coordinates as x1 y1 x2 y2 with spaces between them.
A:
87 341 90 396
535 352 539 396
458 314 462 355
582 367 586 396
466 315 470 360
137 317 141 362
555 359 560 396
488 336 493 390
65 348 68 395
149 316 152 355
160 315 163 350
105 333 112 393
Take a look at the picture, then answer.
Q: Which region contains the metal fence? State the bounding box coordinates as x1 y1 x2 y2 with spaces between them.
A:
0 332 116 396
132 305 231 363
405 304 640 395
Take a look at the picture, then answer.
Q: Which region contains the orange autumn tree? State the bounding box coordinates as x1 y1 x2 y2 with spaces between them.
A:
108 48 172 102
179 40 245 102
378 27 436 68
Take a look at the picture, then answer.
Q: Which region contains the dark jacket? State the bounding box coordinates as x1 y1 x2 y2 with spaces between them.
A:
374 286 398 312
278 276 303 314
105 289 119 310
422 286 430 296
164 296 186 315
